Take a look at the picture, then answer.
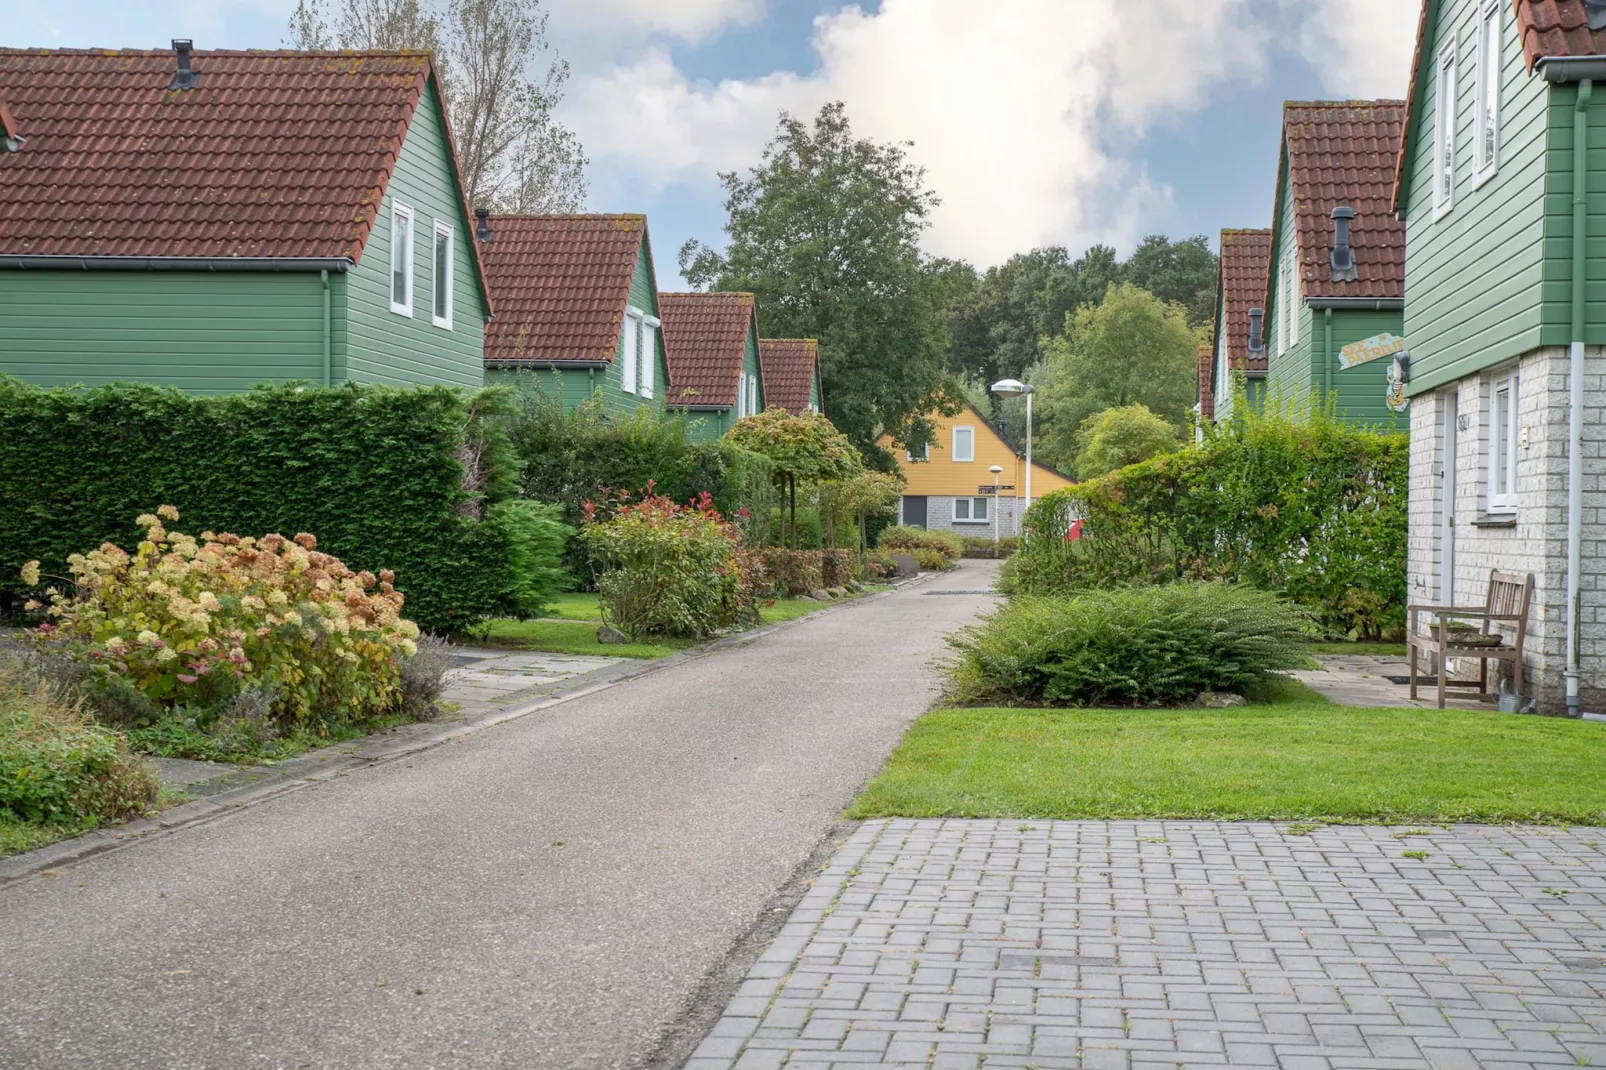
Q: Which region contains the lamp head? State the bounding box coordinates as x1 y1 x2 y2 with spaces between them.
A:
989 465 1003 475
990 378 1031 397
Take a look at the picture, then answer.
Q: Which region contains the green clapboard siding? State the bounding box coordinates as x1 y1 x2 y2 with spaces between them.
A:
346 77 486 389
0 271 329 393
1401 0 1548 395
1541 82 1606 346
1320 307 1408 431
1264 163 1316 407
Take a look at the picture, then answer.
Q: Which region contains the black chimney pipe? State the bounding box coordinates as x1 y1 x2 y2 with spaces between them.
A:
1330 205 1357 282
1247 308 1265 355
474 207 492 243
170 39 199 91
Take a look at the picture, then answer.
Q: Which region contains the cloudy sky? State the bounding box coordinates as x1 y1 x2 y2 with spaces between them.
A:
11 0 1420 284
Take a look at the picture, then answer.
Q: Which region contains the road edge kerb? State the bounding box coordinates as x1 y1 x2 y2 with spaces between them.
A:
0 569 954 887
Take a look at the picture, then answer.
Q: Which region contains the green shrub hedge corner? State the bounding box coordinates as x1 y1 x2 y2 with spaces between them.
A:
1012 406 1407 639
763 549 826 596
945 582 1315 708
491 500 574 618
877 526 963 562
0 378 532 632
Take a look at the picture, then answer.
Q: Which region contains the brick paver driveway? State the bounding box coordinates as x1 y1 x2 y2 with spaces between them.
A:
690 820 1606 1069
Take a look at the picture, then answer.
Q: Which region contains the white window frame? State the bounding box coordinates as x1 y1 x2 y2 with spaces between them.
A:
1487 371 1519 513
1276 253 1294 355
1474 0 1500 185
905 442 930 463
621 310 640 394
953 497 989 524
1434 42 1457 218
431 219 454 329
640 315 659 399
389 203 414 316
749 373 759 414
952 425 975 462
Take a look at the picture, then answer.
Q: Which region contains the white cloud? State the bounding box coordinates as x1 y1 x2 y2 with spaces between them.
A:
546 0 764 43
568 0 1269 267
1297 0 1419 99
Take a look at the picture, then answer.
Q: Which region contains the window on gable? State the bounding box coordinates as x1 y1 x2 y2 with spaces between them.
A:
1488 371 1519 512
952 425 975 462
621 310 640 394
1276 254 1293 356
906 442 931 463
749 374 759 414
1475 0 1500 180
390 204 414 316
432 220 453 329
1434 43 1457 215
953 497 989 523
640 315 658 399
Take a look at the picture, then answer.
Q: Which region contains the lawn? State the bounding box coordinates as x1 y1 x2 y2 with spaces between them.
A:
541 592 604 621
1308 641 1407 657
849 696 1606 825
478 597 840 659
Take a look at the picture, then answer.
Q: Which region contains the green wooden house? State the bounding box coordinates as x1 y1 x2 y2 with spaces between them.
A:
659 291 764 441
480 214 668 416
756 339 823 415
1262 100 1407 427
0 45 491 392
1202 228 1272 427
1395 0 1606 713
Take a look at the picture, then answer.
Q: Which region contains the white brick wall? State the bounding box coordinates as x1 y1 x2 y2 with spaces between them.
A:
917 494 1031 538
1407 346 1606 711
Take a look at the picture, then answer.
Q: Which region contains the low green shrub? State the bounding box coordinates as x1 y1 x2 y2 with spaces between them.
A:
581 489 747 638
821 550 852 588
961 536 1019 559
490 500 573 618
878 526 963 562
856 551 899 581
763 549 825 596
768 506 823 549
912 548 955 572
0 666 157 826
945 582 1315 708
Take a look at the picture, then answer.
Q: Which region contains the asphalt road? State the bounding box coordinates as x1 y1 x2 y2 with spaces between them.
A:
0 562 998 1069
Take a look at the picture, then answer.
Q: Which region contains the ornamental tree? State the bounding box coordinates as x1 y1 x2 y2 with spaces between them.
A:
818 470 905 553
726 409 859 548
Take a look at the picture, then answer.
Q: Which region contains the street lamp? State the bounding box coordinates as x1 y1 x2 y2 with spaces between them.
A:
990 378 1034 537
988 464 1003 546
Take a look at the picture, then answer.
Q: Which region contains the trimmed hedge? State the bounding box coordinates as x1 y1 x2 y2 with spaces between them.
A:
0 379 523 632
764 549 825 596
1010 407 1407 639
961 536 1019 559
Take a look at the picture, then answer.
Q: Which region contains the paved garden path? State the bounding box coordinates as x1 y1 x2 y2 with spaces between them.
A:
693 820 1606 1070
0 564 1000 1069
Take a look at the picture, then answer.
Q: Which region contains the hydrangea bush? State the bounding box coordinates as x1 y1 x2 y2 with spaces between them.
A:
21 507 420 730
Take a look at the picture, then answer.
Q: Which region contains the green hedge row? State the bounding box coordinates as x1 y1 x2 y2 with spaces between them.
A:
1010 407 1408 639
0 379 522 632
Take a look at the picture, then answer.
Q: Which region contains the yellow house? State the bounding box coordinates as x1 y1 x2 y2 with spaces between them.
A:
878 404 1073 536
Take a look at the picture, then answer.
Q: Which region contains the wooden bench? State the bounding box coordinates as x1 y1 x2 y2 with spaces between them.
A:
1407 569 1534 709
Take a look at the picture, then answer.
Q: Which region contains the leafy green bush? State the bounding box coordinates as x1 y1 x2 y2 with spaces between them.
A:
912 548 954 572
961 536 1019 559
490 501 573 618
945 582 1314 707
763 550 825 596
581 489 747 638
0 666 157 826
0 379 522 632
821 550 852 588
768 506 823 549
877 526 963 562
1073 403 1178 479
1015 405 1406 639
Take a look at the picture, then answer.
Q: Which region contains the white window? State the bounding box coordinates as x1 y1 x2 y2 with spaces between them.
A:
1277 253 1294 355
952 425 975 462
736 374 746 418
431 220 453 329
1475 0 1500 181
749 374 759 414
621 311 640 394
390 203 414 316
640 316 658 399
1488 372 1519 512
906 442 930 462
1434 43 1457 216
953 497 989 523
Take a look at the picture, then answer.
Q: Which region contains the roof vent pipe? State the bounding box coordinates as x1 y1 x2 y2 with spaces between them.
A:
1586 0 1606 31
474 207 492 243
1247 308 1265 355
170 39 199 91
1330 206 1357 282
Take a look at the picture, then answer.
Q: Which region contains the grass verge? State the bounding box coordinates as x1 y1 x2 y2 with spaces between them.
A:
482 596 846 658
849 697 1606 824
1308 641 1408 657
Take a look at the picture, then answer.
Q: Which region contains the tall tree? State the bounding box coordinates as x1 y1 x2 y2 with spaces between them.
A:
681 102 955 460
288 0 586 212
1035 283 1200 467
1123 234 1218 327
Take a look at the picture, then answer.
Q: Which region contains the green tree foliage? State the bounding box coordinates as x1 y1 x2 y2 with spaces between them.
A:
679 102 953 458
726 409 860 548
1008 405 1408 640
1035 283 1199 467
1123 234 1219 328
1073 404 1179 480
818 470 904 553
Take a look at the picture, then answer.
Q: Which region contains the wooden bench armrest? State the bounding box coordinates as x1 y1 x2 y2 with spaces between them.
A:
1407 604 1504 614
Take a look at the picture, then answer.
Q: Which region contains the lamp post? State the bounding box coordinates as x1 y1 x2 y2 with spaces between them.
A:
990 378 1034 538
988 464 1003 547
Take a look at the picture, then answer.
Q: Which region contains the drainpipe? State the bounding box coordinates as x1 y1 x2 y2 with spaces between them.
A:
321 269 332 388
1567 80 1593 717
1323 307 1334 405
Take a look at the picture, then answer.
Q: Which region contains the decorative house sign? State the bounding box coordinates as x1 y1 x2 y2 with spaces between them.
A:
1339 332 1407 370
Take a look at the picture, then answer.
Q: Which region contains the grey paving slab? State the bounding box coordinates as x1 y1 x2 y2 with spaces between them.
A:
696 820 1606 1069
1292 655 1489 710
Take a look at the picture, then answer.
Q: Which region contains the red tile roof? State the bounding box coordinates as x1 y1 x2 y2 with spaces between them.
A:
0 48 470 266
659 292 757 408
1196 344 1215 422
1275 100 1406 303
1211 228 1272 382
1515 0 1606 66
481 214 649 364
757 339 820 414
